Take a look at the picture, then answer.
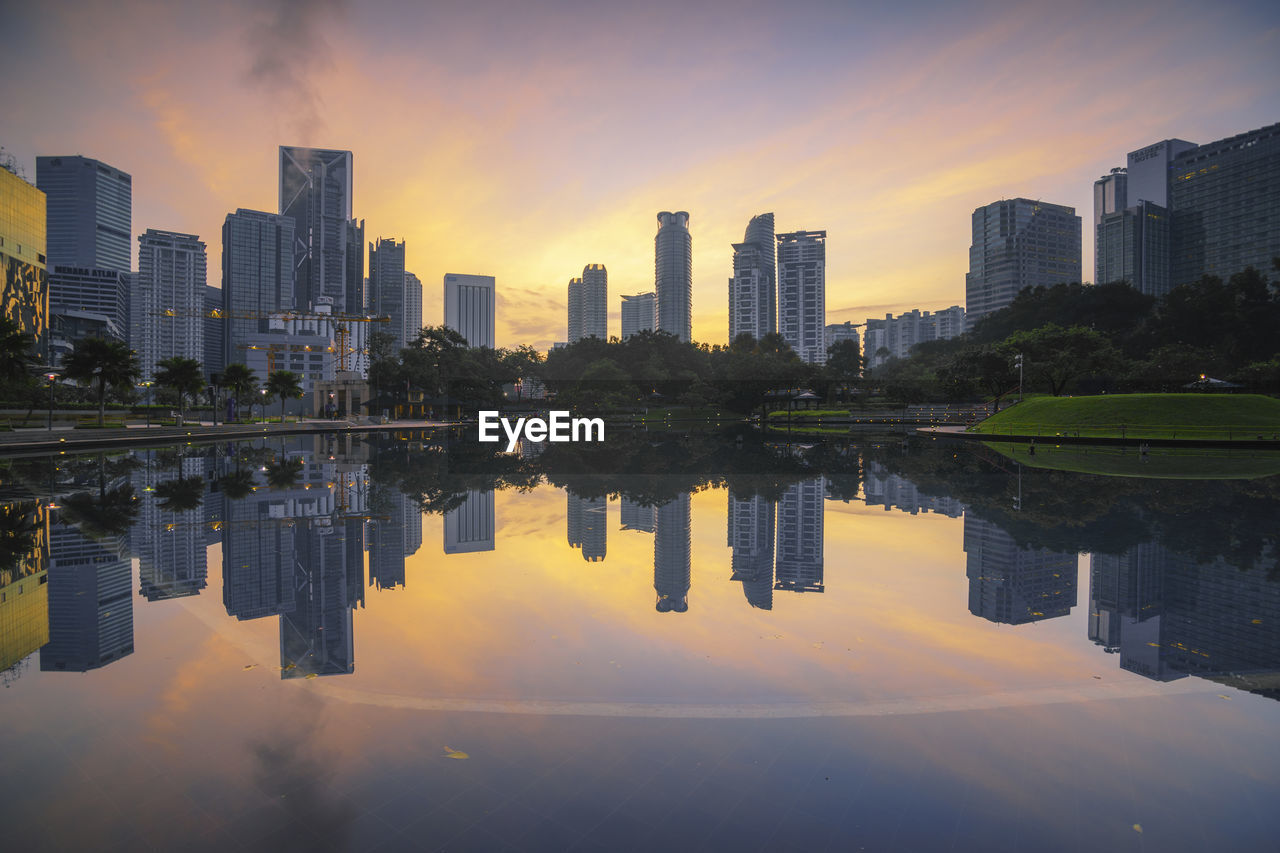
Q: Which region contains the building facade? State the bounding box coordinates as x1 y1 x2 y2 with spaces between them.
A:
965 198 1081 325
1096 200 1171 297
729 212 776 343
35 155 131 273
824 321 860 359
567 263 607 342
0 165 49 355
222 208 296 371
133 229 205 381
655 211 692 342
620 292 656 339
278 146 361 314
369 238 407 347
443 273 496 348
48 265 127 340
404 271 422 344
777 230 827 364
863 305 965 368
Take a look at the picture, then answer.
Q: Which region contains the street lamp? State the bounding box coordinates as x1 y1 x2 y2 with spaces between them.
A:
139 381 154 428
45 372 58 430
259 387 267 423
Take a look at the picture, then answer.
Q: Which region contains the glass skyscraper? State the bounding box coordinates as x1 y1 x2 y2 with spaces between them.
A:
35 155 131 273
965 199 1081 325
278 146 360 314
0 165 49 354
369 237 407 347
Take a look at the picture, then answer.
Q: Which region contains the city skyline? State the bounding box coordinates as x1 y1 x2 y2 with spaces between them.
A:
5 1 1275 349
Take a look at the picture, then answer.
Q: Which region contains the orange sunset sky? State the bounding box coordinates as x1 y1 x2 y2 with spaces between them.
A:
4 0 1278 350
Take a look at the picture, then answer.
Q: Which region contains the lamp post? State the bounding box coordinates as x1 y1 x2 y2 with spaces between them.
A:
139 381 154 428
46 372 57 430
259 387 267 424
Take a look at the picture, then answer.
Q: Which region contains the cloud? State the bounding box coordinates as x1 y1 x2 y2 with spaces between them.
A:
242 0 348 141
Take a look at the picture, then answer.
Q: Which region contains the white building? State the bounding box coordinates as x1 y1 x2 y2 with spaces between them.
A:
620 292 656 339
729 212 776 342
777 230 826 364
863 305 965 369
133 229 205 381
567 263 607 342
444 273 496 348
655 211 692 342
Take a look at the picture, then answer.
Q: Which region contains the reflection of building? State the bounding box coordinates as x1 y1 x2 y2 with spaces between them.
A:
444 273 496 348
567 494 607 562
729 212 776 342
654 494 691 612
132 457 208 601
655 211 692 343
620 292 656 339
777 230 826 364
222 479 300 621
862 463 964 517
280 517 363 679
776 478 825 593
0 504 49 674
965 198 1081 325
443 489 495 553
620 498 656 533
0 164 49 353
40 522 133 673
369 490 423 590
1089 544 1178 681
728 491 775 610
963 515 1076 624
133 229 206 382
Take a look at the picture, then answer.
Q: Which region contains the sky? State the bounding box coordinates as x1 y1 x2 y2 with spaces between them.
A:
4 0 1278 350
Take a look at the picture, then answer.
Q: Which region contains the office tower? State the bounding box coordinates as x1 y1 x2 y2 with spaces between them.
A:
1128 138 1196 208
568 264 607 343
1096 201 1172 297
278 146 359 313
620 498 657 532
133 229 206 381
728 491 775 610
620 292 657 339
729 212 776 342
132 458 209 601
567 494 607 562
824 321 860 356
369 238 407 347
1093 167 1128 229
40 522 133 673
0 503 49 673
965 199 1081 324
345 218 366 314
861 306 966 368
655 211 692 342
443 273 496 348
203 284 224 377
47 266 128 360
0 164 49 352
35 155 131 273
775 477 825 593
654 493 691 612
963 514 1077 624
1170 123 1280 288
404 271 422 343
221 208 295 369
444 489 495 553
777 230 827 364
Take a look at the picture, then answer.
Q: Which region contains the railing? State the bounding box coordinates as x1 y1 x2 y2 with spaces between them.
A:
971 422 1280 441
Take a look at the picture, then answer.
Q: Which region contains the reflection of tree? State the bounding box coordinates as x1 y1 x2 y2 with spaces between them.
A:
265 458 305 490
61 485 139 539
154 476 205 512
0 501 41 586
218 469 256 500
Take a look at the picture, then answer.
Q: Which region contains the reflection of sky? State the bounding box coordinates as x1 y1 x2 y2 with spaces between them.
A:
6 0 1279 347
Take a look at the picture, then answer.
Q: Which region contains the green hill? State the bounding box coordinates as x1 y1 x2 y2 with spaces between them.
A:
971 394 1280 441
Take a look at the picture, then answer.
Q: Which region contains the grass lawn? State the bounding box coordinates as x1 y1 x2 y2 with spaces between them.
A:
971 394 1280 441
985 442 1280 479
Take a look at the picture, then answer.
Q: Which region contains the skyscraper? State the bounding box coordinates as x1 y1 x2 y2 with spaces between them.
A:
404 271 422 343
965 199 1081 325
35 155 131 273
443 273 496 348
0 164 48 353
1096 201 1172 297
369 238 407 347
222 208 296 369
278 146 360 313
568 264 607 342
655 211 692 342
620 292 657 339
777 230 827 364
729 212 776 342
47 266 126 340
133 229 206 381
1169 123 1280 288
204 284 224 376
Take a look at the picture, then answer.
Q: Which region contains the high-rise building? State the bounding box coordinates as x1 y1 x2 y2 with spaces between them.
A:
568 264 607 342
729 213 776 342
1096 201 1172 297
203 285 224 377
444 489 495 553
775 478 825 594
567 494 607 562
222 208 296 369
862 306 966 368
963 514 1077 624
48 265 127 339
35 155 131 273
278 146 360 314
654 494 691 612
965 199 1081 325
133 229 205 381
777 230 827 364
655 211 692 342
369 238 408 347
1169 123 1280 288
1093 167 1128 228
443 273 496 348
1127 138 1196 209
404 271 422 343
620 292 656 339
824 321 860 358
0 164 49 354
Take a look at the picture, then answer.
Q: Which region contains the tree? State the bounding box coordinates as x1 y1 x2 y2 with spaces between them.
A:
154 357 205 422
221 363 258 420
0 317 36 387
825 339 864 401
1004 325 1119 396
265 370 304 422
940 343 1018 410
62 338 140 426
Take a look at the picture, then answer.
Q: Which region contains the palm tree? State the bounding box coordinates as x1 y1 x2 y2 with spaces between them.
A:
62 338 140 427
221 363 258 422
265 370 304 423
154 357 205 423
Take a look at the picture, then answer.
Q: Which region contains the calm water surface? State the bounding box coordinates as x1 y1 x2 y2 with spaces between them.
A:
1 430 1278 852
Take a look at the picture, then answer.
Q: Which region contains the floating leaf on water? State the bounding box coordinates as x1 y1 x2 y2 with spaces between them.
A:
1132 824 1143 834
243 664 256 671
282 663 296 671
1217 694 1232 700
443 746 469 760
1251 619 1262 625
304 673 318 680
